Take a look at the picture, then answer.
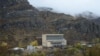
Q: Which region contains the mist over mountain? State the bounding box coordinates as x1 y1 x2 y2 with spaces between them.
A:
0 0 100 46
28 0 100 15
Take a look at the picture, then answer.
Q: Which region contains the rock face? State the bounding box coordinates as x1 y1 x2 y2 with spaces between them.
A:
0 0 100 46
0 0 33 17
0 0 42 47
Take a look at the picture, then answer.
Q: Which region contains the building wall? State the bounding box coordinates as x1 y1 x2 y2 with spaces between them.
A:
42 34 47 47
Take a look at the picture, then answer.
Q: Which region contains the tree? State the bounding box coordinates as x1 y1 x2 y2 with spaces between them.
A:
85 45 100 56
30 40 38 46
92 38 100 44
0 45 9 56
1 41 8 47
54 48 64 56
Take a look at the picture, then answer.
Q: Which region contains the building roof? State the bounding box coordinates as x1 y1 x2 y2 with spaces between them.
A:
42 34 64 35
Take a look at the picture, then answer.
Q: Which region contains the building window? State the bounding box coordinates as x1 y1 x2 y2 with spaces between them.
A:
46 35 63 40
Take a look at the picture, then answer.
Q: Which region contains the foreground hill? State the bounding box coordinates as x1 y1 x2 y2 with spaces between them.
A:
0 0 100 46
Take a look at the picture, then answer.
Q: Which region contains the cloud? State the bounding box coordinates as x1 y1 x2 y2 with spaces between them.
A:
28 0 100 15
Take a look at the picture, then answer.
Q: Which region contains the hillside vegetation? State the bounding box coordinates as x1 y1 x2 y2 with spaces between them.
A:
0 0 100 47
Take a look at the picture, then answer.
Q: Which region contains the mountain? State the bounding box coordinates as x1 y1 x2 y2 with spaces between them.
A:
0 0 100 46
91 17 100 25
36 7 53 11
0 0 42 47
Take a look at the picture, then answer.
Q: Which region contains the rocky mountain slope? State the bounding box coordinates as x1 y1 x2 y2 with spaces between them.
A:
0 0 100 46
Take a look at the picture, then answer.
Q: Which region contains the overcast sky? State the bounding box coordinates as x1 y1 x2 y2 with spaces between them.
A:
28 0 100 15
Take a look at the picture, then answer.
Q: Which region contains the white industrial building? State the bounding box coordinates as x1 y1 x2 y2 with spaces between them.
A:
42 34 67 48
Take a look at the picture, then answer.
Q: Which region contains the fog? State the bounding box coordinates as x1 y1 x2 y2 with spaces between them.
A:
28 0 100 15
